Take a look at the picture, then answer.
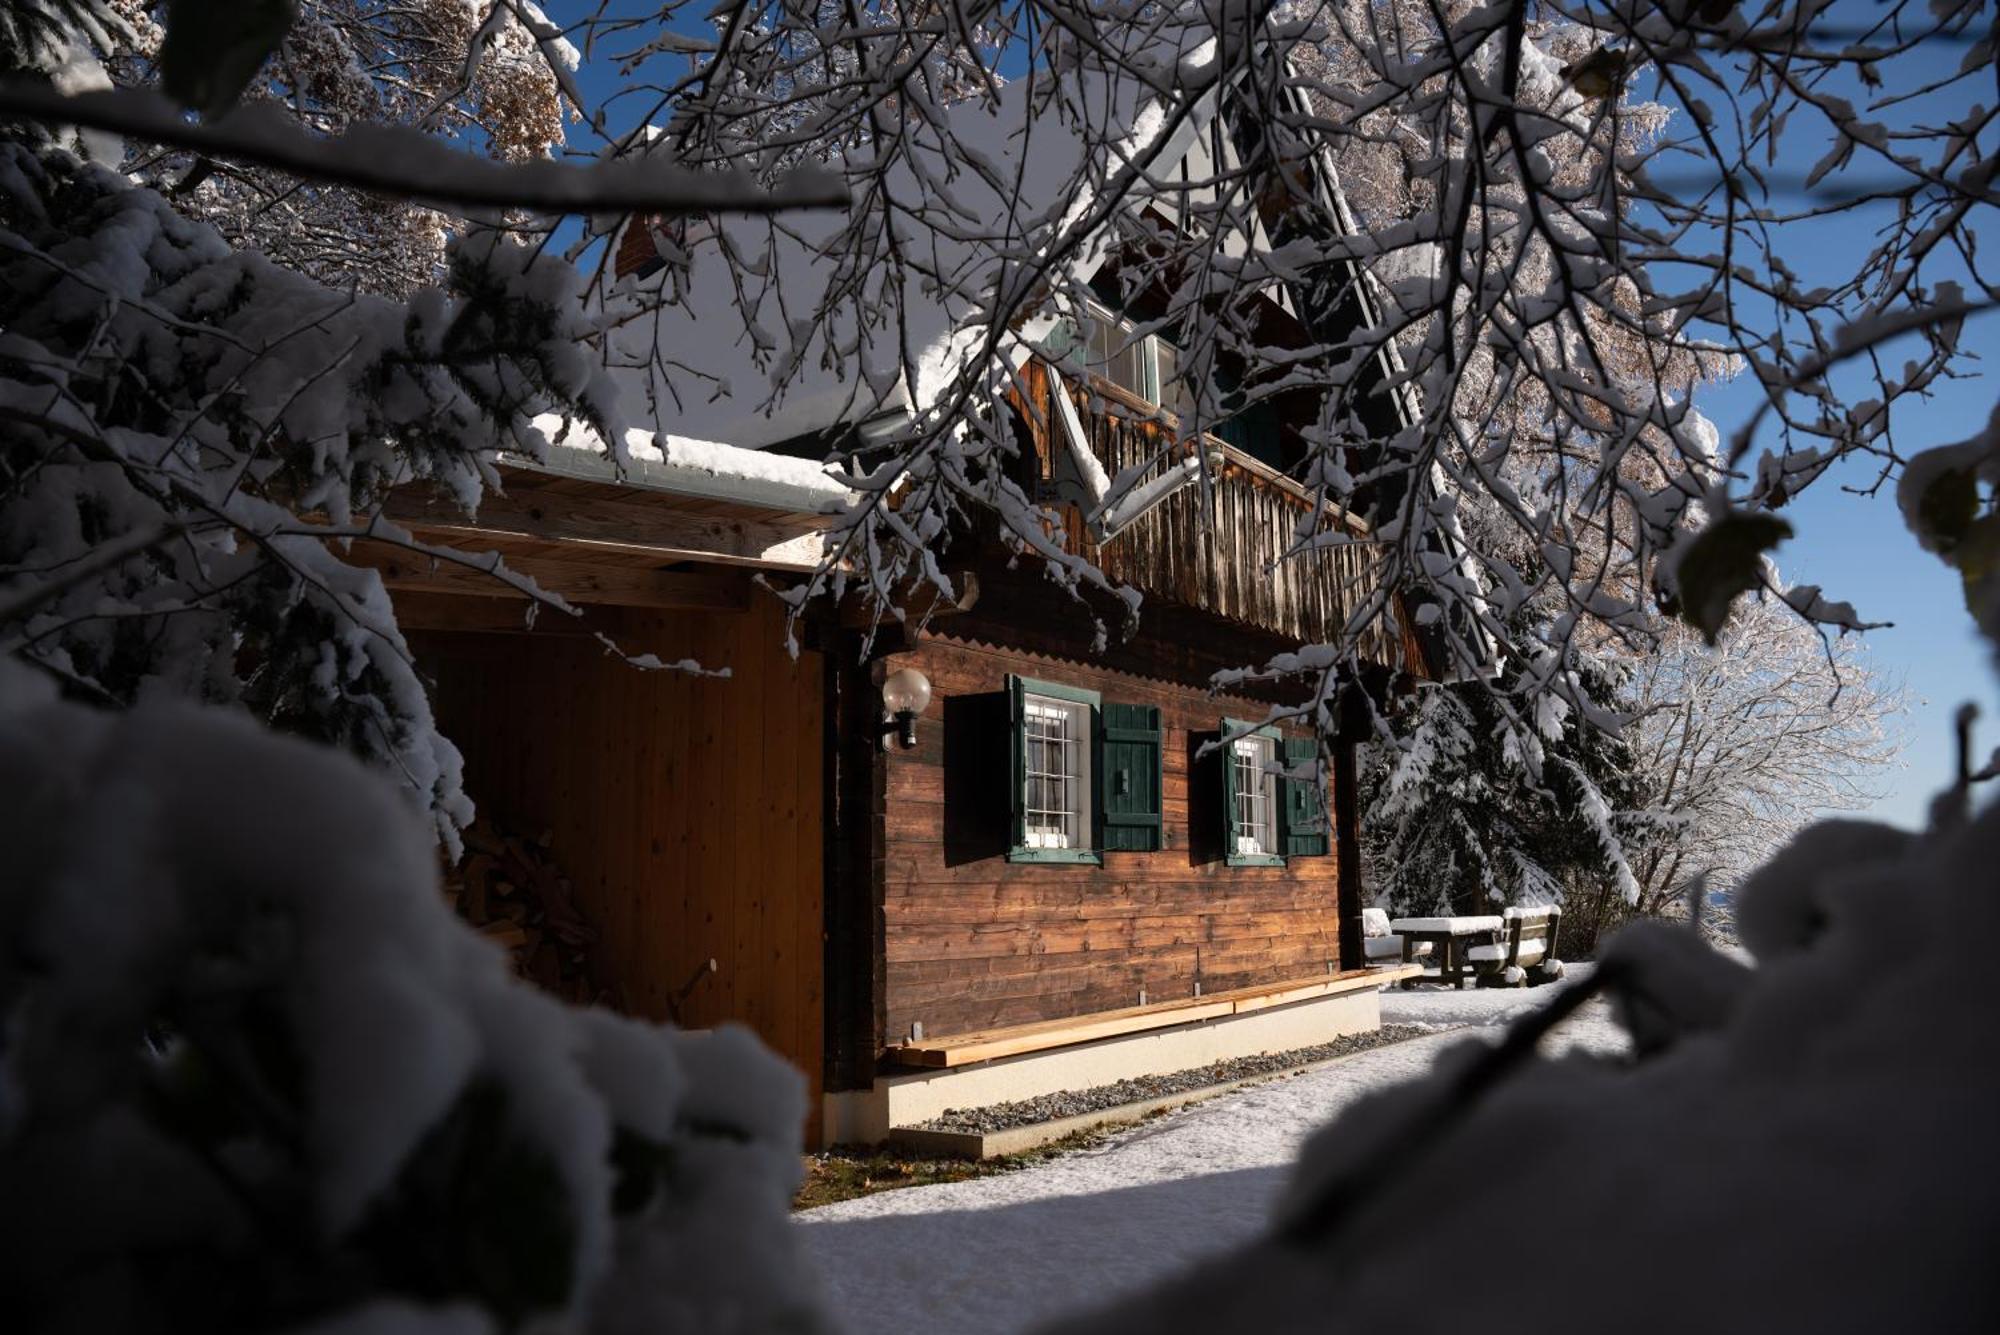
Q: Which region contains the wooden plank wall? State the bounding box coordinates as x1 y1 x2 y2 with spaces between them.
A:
405 595 826 1140
1014 359 1404 665
876 632 1348 1043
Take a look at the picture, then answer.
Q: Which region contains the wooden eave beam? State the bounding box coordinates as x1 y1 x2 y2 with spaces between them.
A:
389 590 600 635
353 541 751 612
837 570 981 633
384 478 831 573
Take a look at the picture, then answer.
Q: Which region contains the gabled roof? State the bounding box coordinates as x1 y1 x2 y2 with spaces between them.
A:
597 32 1296 452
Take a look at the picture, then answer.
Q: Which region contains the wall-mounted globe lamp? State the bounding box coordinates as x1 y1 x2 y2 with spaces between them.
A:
880 667 932 750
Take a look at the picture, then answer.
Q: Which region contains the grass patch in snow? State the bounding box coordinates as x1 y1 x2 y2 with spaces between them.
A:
794 1121 1153 1211
794 1023 1457 1209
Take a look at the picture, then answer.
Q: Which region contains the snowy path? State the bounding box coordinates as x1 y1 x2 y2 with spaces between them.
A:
796 980 1622 1335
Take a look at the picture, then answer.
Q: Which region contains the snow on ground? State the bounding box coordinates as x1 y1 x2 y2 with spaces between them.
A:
796 977 1622 1335
1380 970 1611 1035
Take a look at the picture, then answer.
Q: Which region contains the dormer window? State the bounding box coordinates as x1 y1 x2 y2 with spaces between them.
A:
1049 302 1192 421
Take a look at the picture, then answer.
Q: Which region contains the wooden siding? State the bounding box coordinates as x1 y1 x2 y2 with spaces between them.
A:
874 632 1350 1045
1012 359 1408 666
406 595 826 1140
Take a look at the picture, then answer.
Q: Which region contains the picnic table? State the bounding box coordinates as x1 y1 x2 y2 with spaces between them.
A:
1387 907 1566 988
1388 915 1506 989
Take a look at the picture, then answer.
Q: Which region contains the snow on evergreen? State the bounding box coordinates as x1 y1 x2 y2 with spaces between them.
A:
0 130 621 847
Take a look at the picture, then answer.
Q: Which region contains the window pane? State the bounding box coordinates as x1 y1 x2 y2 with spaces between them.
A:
1111 332 1147 398
1023 694 1089 851
1082 303 1151 401
1155 339 1195 421
1086 307 1117 380
1232 736 1273 855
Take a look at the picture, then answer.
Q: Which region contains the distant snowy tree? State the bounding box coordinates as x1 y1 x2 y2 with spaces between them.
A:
1367 581 1904 945
98 0 575 296
1607 594 1906 940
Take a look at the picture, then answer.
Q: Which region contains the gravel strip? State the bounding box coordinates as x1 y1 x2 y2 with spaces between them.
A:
915 1024 1435 1134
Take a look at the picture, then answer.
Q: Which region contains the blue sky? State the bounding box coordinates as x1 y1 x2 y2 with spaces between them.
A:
1695 365 1998 830
1629 5 1999 828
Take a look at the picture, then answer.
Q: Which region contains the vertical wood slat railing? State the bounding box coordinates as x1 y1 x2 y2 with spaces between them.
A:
1011 359 1403 666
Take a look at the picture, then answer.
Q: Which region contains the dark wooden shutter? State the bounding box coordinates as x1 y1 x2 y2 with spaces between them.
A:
1007 675 1028 851
1281 735 1330 857
1221 716 1245 855
1099 703 1163 851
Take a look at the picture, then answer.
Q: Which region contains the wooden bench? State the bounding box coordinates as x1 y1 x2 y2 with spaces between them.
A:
880 966 1420 1068
1466 905 1565 986
1361 907 1436 966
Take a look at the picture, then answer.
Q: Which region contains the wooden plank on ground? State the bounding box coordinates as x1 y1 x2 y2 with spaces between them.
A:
882 966 1417 1068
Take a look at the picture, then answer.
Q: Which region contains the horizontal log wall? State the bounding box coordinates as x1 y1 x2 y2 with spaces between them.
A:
877 633 1347 1043
407 595 826 1139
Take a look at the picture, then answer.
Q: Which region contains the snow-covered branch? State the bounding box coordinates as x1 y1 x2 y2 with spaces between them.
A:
0 83 850 216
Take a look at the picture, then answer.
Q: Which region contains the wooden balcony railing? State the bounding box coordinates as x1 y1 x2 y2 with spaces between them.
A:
1011 358 1412 668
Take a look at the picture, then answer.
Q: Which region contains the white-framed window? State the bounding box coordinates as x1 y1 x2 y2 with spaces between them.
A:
1231 733 1278 857
1151 335 1197 421
1221 718 1288 867
1022 693 1092 849
1009 675 1103 864
1049 302 1189 418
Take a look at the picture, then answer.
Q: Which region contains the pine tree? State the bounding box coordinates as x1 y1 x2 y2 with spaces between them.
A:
1362 580 1645 918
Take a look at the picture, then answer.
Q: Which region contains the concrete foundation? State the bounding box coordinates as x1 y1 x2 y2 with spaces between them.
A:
823 980 1388 1145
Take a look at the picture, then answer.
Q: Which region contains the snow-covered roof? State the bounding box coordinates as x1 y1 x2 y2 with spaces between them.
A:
601 37 1224 451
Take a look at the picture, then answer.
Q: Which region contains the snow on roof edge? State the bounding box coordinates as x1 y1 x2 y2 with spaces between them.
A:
525 417 855 516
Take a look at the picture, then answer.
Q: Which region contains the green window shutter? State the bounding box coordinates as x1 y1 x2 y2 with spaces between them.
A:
1281 735 1330 857
1220 716 1242 857
1099 702 1163 852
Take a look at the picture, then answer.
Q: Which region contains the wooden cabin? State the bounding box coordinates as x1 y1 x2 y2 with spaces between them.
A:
373 74 1434 1147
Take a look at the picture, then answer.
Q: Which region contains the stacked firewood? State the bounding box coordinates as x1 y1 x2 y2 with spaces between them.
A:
442 817 621 1009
